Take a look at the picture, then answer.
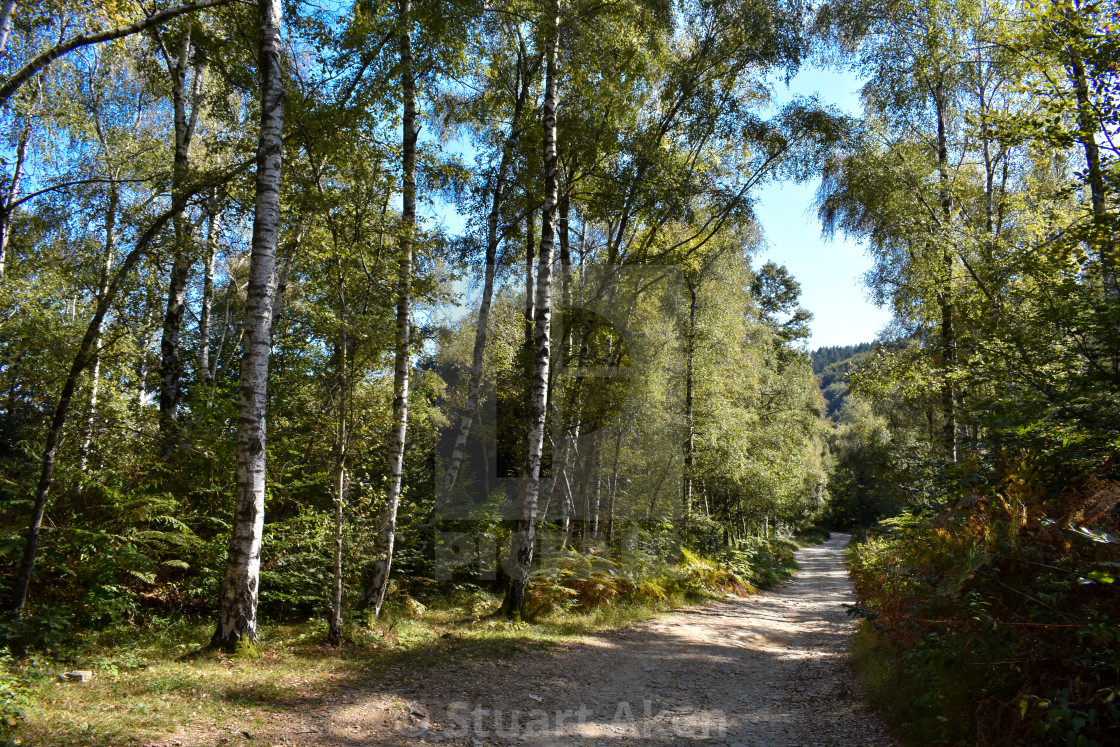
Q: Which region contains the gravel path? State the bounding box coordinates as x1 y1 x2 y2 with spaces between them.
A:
170 533 898 746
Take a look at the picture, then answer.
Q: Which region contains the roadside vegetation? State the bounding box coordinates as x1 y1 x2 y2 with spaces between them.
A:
819 0 1120 741
0 0 1115 743
1 533 813 745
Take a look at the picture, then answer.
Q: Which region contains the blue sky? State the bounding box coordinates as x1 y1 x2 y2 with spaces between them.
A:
427 65 891 351
755 65 890 350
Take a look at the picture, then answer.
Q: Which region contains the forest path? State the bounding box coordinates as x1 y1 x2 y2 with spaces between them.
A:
188 534 898 746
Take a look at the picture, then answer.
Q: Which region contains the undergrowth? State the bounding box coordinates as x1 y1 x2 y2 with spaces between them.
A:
1 533 803 746
848 472 1120 746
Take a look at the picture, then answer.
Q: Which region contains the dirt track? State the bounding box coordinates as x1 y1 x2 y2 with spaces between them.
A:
163 534 898 746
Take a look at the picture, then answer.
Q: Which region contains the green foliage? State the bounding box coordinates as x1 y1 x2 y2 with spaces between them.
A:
848 472 1120 745
813 343 873 419
258 511 339 618
824 393 940 527
811 343 874 375
0 648 28 744
521 534 799 619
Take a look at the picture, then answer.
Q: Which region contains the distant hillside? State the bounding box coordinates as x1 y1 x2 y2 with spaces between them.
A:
811 343 873 375
812 343 874 418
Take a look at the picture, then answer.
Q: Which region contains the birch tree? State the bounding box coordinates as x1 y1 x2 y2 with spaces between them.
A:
437 26 539 507
502 0 560 619
361 0 418 618
211 0 285 651
155 22 206 454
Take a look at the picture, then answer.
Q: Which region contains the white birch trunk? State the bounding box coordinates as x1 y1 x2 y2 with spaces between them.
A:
328 317 347 646
198 196 220 383
0 111 31 280
362 0 416 618
524 212 536 351
268 222 304 341
682 279 696 533
79 183 118 471
504 0 560 618
0 0 15 56
211 0 284 651
606 422 622 542
934 80 956 464
437 47 532 509
211 279 234 382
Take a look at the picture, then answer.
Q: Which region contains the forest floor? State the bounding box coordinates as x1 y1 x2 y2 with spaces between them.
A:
150 534 898 747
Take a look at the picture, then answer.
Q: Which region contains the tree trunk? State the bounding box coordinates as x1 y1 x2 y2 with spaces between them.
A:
934 80 956 464
1070 51 1106 221
503 0 559 619
606 421 622 543
0 0 15 56
158 32 203 456
211 0 285 651
0 107 31 280
198 195 220 383
268 221 304 341
544 321 588 533
542 180 576 529
590 440 602 536
524 211 536 351
78 182 119 471
211 278 234 382
361 0 416 619
436 46 531 508
542 419 576 528
1069 48 1115 293
682 278 697 532
977 53 995 237
573 438 592 541
328 318 347 646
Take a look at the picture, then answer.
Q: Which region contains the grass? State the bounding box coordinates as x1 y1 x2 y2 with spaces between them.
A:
848 620 976 746
2 591 709 745
4 534 817 746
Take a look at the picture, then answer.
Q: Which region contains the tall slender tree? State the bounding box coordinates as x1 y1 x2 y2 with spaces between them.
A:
437 34 537 507
211 0 285 651
361 0 417 618
503 0 560 619
156 24 204 455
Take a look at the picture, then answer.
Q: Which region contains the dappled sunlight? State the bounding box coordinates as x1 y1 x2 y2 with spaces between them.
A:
169 534 896 746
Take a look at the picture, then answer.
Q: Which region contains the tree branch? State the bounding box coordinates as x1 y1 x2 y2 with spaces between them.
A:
0 0 233 109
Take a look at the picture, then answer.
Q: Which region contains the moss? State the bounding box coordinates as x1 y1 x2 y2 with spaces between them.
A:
232 635 262 660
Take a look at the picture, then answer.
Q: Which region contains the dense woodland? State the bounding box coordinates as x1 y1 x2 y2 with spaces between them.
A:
0 0 1117 744
812 342 871 416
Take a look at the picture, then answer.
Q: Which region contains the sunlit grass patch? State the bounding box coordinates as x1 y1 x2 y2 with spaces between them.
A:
6 536 808 745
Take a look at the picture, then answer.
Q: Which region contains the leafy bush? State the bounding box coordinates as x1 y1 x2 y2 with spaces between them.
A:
0 648 28 742
520 532 799 618
848 473 1120 746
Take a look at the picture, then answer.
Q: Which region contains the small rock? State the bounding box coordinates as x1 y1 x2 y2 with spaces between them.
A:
528 693 543 702
61 670 94 683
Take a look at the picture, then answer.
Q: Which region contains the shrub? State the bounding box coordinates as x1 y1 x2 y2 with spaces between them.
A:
848 474 1120 745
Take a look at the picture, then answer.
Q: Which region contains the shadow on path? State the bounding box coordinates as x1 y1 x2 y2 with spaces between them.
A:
238 534 900 747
